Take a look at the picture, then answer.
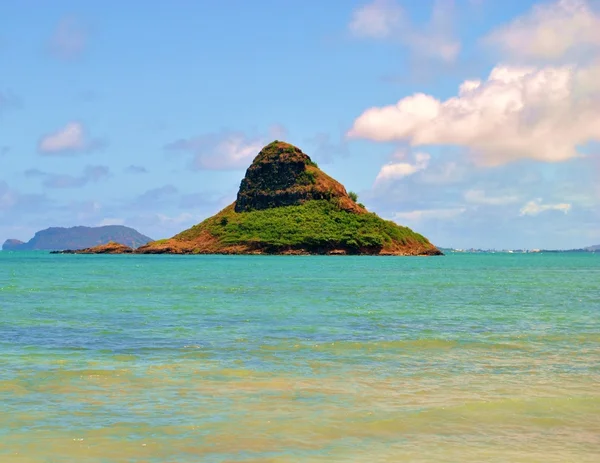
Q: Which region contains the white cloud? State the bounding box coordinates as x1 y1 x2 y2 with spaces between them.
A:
375 152 430 184
464 189 519 205
348 0 460 62
485 0 600 61
49 16 87 60
203 136 263 170
39 122 85 152
349 0 403 38
520 198 572 215
394 207 466 222
165 132 266 170
348 64 600 165
38 122 104 155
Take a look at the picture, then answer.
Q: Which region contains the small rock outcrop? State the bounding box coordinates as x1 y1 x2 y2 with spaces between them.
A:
51 242 134 254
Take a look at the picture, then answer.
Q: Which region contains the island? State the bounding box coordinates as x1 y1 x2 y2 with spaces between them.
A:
55 141 442 256
3 225 152 251
51 242 134 254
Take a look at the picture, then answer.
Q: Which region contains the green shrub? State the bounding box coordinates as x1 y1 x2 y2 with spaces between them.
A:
348 191 358 202
298 171 316 185
180 200 429 251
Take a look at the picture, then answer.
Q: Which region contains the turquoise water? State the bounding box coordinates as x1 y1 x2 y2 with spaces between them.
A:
1 252 599 462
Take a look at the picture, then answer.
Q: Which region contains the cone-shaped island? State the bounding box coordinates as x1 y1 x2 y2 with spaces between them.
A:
62 141 442 256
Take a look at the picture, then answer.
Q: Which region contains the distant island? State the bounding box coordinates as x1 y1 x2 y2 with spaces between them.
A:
534 245 599 253
57 141 442 256
3 225 153 251
445 245 599 254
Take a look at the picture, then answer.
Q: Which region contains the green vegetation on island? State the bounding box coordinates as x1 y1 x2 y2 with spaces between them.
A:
176 200 430 253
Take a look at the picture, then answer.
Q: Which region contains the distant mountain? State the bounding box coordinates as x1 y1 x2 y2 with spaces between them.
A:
585 244 599 252
2 225 153 251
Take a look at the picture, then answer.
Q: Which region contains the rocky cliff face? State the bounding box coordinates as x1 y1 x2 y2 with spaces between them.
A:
235 141 362 214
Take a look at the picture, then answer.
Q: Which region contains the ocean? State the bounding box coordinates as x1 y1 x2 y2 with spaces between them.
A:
1 252 599 462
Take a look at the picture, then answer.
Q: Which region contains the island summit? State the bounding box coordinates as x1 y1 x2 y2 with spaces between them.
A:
60 141 442 256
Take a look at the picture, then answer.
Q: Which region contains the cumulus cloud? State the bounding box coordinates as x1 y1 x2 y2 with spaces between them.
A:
485 0 600 61
349 0 460 62
520 199 572 215
25 165 110 189
464 189 520 205
165 131 266 170
38 122 105 155
49 16 87 60
375 152 430 184
349 64 600 165
349 0 403 38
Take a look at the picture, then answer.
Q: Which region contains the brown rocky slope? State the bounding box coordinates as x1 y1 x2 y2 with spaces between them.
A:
70 141 442 256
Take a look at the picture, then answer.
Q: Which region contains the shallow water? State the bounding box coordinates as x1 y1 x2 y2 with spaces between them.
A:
1 252 599 462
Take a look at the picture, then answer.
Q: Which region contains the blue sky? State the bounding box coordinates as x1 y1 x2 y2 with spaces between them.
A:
1 0 599 249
